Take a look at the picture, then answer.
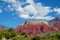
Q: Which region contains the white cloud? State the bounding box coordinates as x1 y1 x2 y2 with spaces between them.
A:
43 16 55 20
54 8 60 14
2 0 55 20
3 0 16 3
19 14 30 19
7 5 14 11
27 16 55 20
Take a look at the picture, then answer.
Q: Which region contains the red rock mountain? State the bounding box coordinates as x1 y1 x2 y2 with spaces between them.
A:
15 18 60 35
49 18 60 30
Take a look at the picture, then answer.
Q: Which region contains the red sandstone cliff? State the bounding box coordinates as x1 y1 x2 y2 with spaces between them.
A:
15 19 60 35
49 18 60 30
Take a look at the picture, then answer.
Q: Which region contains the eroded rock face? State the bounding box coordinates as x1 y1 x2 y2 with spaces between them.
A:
15 19 60 35
49 18 60 30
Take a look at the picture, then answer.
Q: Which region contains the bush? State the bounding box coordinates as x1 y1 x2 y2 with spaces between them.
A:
21 32 26 35
32 36 41 40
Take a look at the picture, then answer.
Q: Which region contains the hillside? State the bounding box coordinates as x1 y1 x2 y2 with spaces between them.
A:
0 18 60 40
49 18 60 30
15 18 60 35
0 25 9 30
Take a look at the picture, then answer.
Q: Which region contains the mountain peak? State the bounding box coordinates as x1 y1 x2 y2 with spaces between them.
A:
24 20 49 26
25 19 46 24
15 18 60 35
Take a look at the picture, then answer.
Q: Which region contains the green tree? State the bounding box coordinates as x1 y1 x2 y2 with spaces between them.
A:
32 36 41 40
0 30 5 39
21 32 26 35
5 28 17 39
21 32 28 37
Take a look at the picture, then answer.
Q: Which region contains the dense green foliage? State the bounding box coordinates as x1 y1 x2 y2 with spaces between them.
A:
0 29 60 40
32 36 41 40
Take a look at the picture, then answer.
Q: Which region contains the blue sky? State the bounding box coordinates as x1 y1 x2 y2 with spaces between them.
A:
0 0 60 28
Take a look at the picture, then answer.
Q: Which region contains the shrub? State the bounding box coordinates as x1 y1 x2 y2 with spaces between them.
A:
32 36 41 40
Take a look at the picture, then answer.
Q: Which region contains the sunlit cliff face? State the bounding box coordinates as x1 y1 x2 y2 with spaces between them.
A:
15 18 60 35
49 18 60 30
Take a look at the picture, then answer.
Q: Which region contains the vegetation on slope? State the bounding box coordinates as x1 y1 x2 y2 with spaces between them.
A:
0 28 60 40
